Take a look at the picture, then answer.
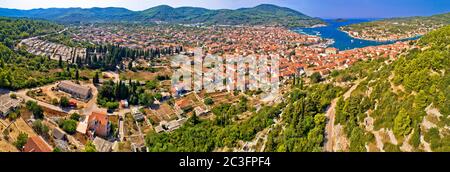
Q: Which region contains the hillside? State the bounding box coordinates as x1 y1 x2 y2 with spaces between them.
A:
341 12 450 41
0 18 71 90
0 17 62 48
328 25 450 152
0 4 324 27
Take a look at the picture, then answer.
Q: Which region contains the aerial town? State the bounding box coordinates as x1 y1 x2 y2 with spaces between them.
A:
0 22 416 152
1 0 449 155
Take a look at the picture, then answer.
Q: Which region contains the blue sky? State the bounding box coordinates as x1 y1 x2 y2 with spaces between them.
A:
1 0 449 18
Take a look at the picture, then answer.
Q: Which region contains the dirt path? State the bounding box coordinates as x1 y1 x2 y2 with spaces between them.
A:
388 73 405 93
324 98 338 151
372 130 385 152
239 107 285 152
324 78 365 152
400 131 414 152
387 129 398 145
420 135 432 152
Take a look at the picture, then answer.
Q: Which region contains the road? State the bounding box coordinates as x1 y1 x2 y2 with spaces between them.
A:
16 86 66 113
15 82 102 115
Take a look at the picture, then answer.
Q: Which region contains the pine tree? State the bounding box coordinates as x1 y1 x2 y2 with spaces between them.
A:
93 72 99 84
66 65 71 78
75 69 79 81
58 55 63 68
299 76 303 89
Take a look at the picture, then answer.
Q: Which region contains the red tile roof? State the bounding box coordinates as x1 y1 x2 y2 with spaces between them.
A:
23 136 52 152
89 112 108 126
88 112 109 137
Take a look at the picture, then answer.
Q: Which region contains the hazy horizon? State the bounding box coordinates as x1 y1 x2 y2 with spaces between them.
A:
1 0 449 18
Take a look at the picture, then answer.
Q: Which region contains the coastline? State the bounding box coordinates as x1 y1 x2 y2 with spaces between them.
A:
292 19 423 50
339 28 422 42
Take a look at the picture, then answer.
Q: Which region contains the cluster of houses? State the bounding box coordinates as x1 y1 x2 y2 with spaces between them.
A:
70 25 325 57
22 112 114 152
281 41 413 77
18 38 86 62
5 22 418 153
169 41 413 99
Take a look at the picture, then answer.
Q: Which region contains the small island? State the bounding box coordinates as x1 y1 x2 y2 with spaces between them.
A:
334 18 347 22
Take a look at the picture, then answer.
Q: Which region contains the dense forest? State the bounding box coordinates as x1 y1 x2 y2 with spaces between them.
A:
0 18 77 90
0 4 324 27
0 17 62 48
97 79 163 110
264 84 344 152
73 44 183 70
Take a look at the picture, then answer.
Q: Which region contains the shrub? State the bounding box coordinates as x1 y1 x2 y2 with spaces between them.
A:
59 96 70 107
70 113 81 121
204 98 214 105
62 119 77 134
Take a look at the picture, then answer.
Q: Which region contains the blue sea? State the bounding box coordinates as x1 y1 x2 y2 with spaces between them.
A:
294 19 420 50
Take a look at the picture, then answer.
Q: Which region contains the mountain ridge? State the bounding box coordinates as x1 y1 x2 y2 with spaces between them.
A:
0 4 324 27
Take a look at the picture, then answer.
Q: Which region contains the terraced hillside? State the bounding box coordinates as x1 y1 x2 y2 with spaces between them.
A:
330 25 450 152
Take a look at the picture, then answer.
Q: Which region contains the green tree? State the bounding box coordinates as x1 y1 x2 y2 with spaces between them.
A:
310 72 322 83
26 100 44 119
414 90 429 110
53 147 62 152
32 120 49 136
14 132 28 150
59 96 70 107
84 141 97 152
93 71 100 84
51 98 59 105
154 93 163 101
61 119 77 134
393 109 413 137
7 112 19 121
204 97 214 105
188 112 200 125
58 55 63 68
410 126 421 148
75 69 79 80
146 80 158 90
105 102 119 110
70 113 81 121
